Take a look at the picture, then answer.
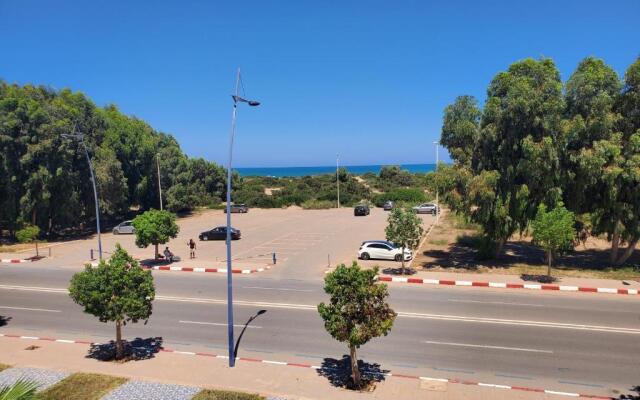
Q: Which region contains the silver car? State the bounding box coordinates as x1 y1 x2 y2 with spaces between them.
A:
412 203 440 214
113 220 135 234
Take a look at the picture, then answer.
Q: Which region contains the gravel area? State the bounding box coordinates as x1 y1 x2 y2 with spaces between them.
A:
102 380 200 400
0 367 69 391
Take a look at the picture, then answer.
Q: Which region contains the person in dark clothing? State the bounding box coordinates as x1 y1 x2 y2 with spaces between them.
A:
188 239 196 259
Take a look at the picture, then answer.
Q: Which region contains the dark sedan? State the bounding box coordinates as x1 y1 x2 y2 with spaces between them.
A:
354 204 370 216
224 204 249 213
199 226 241 241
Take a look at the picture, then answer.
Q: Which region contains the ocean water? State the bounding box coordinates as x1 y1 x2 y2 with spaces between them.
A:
235 163 437 177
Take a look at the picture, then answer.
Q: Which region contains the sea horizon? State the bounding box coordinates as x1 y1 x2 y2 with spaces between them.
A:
235 163 437 177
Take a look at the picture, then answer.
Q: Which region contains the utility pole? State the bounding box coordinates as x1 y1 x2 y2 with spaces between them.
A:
156 156 163 211
336 154 340 208
434 141 440 225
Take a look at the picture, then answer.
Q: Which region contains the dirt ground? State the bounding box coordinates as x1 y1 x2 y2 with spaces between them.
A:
413 210 640 281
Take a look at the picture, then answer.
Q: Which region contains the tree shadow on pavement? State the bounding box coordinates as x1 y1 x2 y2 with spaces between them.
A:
0 315 11 327
86 336 163 361
381 267 417 276
617 386 640 399
316 355 388 389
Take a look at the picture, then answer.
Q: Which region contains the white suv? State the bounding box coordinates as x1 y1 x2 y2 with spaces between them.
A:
358 241 412 262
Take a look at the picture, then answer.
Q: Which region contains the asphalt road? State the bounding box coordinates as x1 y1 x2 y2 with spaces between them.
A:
1 264 639 396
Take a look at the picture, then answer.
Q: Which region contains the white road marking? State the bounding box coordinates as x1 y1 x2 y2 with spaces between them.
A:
448 299 545 307
179 320 262 329
0 305 61 313
1 285 638 335
422 340 553 353
242 286 313 292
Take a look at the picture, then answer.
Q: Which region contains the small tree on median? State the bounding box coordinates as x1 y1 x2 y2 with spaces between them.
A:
531 203 576 277
132 209 179 259
16 224 41 257
69 244 155 360
317 263 397 389
385 207 424 274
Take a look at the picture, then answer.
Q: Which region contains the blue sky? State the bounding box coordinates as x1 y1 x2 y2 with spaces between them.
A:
1 1 639 167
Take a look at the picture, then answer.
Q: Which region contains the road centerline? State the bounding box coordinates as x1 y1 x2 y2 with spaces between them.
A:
422 340 553 353
179 320 262 329
241 286 314 292
0 305 62 313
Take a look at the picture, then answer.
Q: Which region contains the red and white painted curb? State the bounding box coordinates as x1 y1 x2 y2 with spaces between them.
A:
0 258 32 263
145 265 271 274
0 333 611 399
377 275 639 296
88 261 270 274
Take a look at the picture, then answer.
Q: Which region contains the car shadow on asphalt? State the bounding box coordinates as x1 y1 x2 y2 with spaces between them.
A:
0 315 11 327
316 355 389 389
86 336 163 362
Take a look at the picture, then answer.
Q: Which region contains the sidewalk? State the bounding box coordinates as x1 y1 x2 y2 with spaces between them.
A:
0 335 614 399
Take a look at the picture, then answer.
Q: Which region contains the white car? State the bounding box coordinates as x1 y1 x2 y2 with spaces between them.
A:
413 203 440 214
358 240 412 262
113 220 135 235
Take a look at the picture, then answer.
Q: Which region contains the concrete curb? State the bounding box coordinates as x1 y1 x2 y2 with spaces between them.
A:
377 275 639 296
87 262 271 274
0 259 33 263
0 333 611 399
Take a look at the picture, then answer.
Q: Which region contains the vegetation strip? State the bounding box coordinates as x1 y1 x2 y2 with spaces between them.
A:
0 333 612 399
377 275 639 295
37 373 128 400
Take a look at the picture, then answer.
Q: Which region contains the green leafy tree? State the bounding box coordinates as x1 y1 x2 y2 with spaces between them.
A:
440 95 481 167
69 244 155 360
531 203 576 276
0 378 39 400
94 147 128 218
15 224 40 257
132 209 179 259
385 207 424 274
317 263 396 388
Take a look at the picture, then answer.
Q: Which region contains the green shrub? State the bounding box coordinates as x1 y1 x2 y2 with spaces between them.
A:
301 199 335 209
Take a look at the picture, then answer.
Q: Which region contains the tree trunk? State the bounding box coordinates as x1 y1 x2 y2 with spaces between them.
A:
610 229 620 265
547 250 552 277
495 238 505 257
615 238 638 266
350 345 361 388
154 243 159 260
35 242 39 257
401 246 405 275
115 320 124 360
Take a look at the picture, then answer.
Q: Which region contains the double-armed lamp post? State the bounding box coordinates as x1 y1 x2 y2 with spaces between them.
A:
226 68 260 367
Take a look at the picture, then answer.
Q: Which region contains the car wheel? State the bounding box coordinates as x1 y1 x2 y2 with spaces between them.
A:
394 254 402 262
361 252 370 260
203 235 209 241
113 230 119 235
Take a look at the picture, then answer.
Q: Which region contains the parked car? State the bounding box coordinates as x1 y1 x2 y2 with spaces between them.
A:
224 204 249 213
383 201 394 211
354 204 370 216
358 240 412 261
413 203 440 214
199 226 241 241
113 220 135 235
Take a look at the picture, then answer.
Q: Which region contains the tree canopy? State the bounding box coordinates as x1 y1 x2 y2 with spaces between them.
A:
132 209 179 259
317 263 396 388
531 203 576 276
69 244 155 359
385 207 424 273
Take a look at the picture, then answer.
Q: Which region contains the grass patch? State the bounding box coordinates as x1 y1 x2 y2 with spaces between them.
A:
301 199 334 210
0 363 10 372
428 238 449 246
37 373 127 400
192 389 265 400
448 212 480 230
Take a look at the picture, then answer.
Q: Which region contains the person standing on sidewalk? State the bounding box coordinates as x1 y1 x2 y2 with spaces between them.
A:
188 239 196 259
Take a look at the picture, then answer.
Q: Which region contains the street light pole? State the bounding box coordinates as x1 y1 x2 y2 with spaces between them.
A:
336 154 340 208
225 68 260 367
62 131 102 260
156 156 163 211
434 141 439 225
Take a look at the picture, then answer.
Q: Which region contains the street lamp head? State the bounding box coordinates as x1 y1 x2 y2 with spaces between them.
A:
232 95 260 107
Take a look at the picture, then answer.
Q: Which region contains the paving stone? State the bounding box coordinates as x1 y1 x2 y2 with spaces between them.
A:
102 380 200 400
0 367 69 391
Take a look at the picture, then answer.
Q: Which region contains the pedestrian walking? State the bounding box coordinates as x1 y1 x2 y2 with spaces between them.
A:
188 238 196 259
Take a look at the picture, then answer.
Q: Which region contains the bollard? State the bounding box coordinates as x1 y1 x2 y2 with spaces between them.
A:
48 247 51 257
272 252 277 265
328 254 330 268
90 248 94 260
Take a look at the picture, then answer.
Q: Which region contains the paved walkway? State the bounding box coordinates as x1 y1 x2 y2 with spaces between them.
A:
0 335 617 399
